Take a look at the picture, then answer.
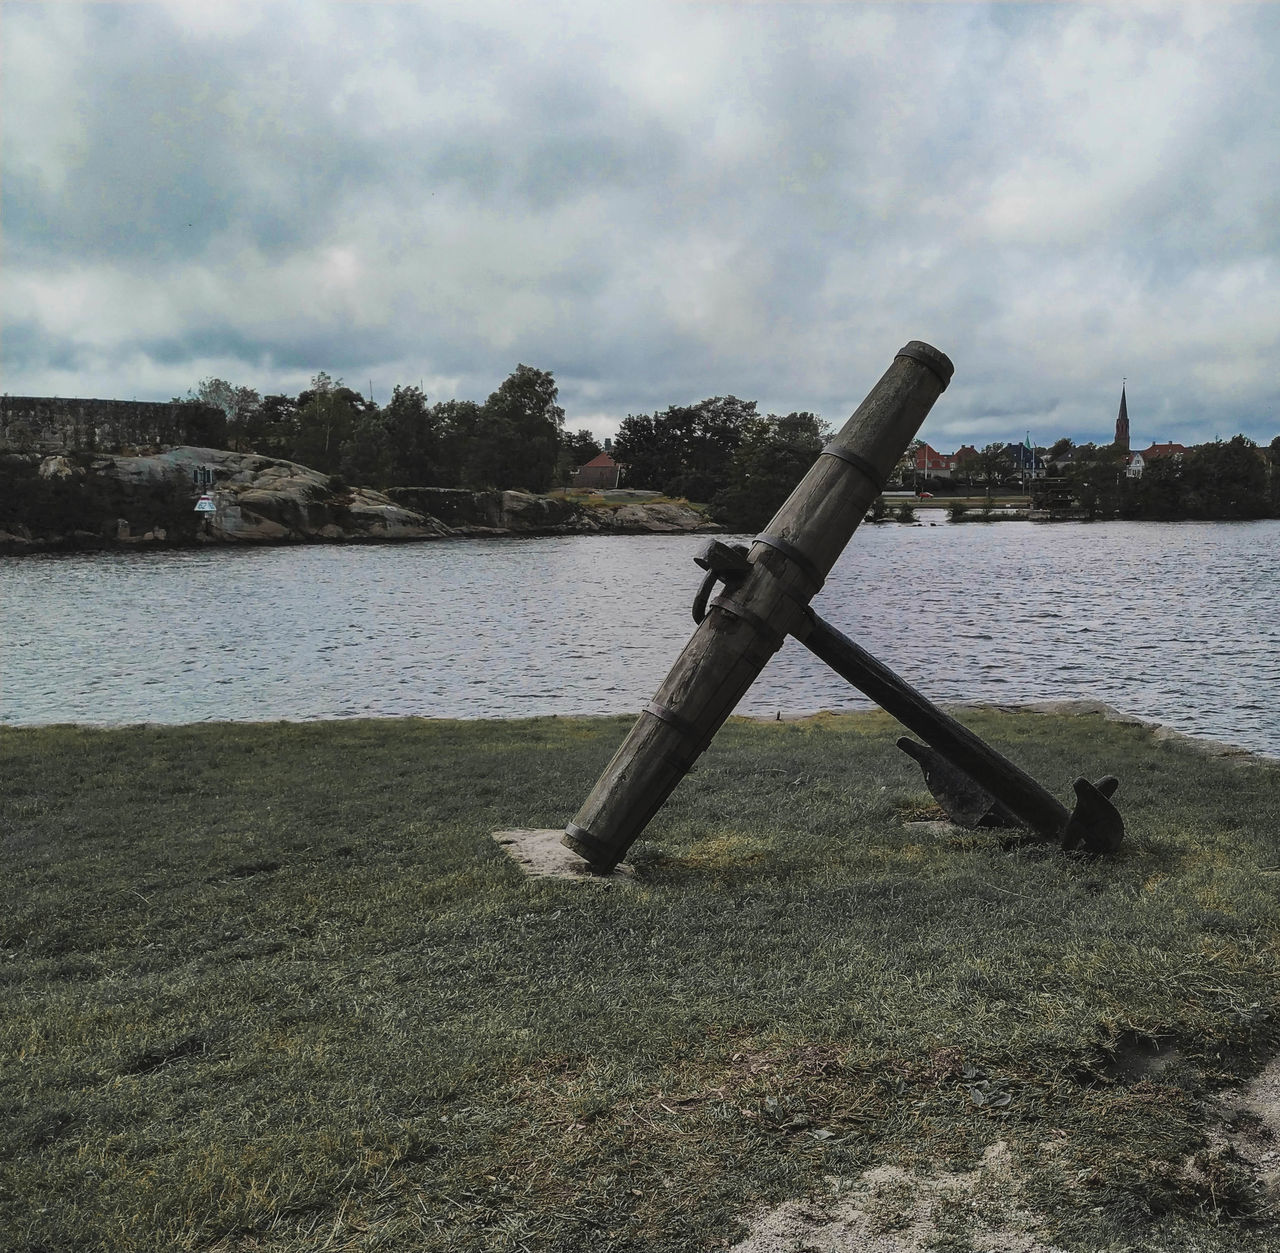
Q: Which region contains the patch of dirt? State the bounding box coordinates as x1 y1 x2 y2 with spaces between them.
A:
1185 1055 1280 1217
1083 1032 1182 1086
729 1141 1066 1252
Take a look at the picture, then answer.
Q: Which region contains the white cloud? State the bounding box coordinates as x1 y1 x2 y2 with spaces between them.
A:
2 1 1278 446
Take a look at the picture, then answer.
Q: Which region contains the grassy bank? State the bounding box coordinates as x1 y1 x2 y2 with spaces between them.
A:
3 711 1279 1252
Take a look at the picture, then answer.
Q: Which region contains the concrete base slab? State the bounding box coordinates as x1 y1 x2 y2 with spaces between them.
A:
492 829 636 885
902 820 965 836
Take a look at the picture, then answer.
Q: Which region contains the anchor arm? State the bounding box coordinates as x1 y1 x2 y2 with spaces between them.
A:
799 611 1071 838
689 544 1123 855
796 611 1123 854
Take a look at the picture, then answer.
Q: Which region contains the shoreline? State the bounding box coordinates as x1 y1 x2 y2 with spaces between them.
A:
4 702 1276 764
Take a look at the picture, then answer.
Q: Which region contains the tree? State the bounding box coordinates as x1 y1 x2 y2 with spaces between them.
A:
464 364 565 492
667 396 756 502
710 411 828 531
1047 436 1075 461
891 439 925 489
251 394 299 459
291 373 372 474
430 399 483 487
382 385 445 487
564 429 603 466
339 410 394 487
1180 436 1269 519
975 442 1013 491
1063 443 1125 518
614 396 756 499
176 378 260 452
612 412 682 492
1120 455 1183 520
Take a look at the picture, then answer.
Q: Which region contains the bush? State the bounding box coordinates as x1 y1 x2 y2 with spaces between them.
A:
895 502 916 523
947 501 968 522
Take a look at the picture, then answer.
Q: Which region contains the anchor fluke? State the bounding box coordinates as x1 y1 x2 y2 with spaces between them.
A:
896 738 1021 829
1060 775 1124 856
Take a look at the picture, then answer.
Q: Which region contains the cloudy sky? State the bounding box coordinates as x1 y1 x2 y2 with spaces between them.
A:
4 1 1279 451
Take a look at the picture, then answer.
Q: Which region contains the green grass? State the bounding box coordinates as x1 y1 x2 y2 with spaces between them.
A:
3 711 1280 1252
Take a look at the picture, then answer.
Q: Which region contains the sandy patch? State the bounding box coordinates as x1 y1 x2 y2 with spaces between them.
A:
729 1141 1065 1253
1187 1054 1280 1213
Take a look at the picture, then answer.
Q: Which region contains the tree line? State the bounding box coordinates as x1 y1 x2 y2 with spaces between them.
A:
1058 436 1280 521
182 370 1280 525
903 435 1280 520
180 366 596 496
180 370 833 530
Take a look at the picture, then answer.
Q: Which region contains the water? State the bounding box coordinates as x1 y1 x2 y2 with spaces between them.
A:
2 521 1277 757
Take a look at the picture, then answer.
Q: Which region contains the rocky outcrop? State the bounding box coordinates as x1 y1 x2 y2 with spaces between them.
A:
0 448 445 553
389 488 717 536
384 487 597 534
604 501 712 533
0 448 720 554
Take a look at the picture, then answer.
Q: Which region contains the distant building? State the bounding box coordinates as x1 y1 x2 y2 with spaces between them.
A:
1002 442 1045 479
910 443 950 476
1138 442 1188 461
572 451 622 490
1127 442 1187 479
1115 383 1130 453
911 443 979 479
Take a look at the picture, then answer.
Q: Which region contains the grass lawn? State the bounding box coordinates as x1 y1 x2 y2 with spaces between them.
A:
3 710 1279 1252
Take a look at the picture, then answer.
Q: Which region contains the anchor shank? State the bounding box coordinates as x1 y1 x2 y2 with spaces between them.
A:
800 612 1071 840
562 343 953 872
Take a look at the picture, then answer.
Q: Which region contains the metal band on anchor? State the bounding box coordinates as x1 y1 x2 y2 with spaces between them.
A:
752 533 825 592
642 700 700 741
707 593 787 646
820 445 885 490
895 341 955 390
563 822 611 862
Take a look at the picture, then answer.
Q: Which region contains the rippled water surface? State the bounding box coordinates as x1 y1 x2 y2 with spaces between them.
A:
2 521 1277 756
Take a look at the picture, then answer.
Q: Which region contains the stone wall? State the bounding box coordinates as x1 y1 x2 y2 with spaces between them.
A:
0 396 226 454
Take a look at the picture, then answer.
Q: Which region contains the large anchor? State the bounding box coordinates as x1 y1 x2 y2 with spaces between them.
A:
561 343 1123 874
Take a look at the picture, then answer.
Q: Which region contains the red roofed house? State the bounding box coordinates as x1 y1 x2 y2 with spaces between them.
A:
911 443 949 475
1139 442 1188 461
912 443 976 480
1126 442 1187 479
572 451 622 490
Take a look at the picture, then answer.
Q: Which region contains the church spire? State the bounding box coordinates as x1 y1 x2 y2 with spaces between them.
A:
1115 380 1130 452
